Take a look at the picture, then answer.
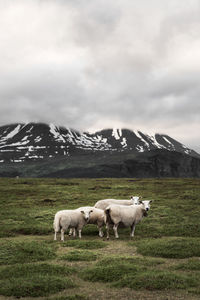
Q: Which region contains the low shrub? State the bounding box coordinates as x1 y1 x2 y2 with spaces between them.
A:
0 240 56 265
112 270 198 290
0 263 76 297
133 237 200 259
0 276 74 297
80 263 144 282
0 263 75 279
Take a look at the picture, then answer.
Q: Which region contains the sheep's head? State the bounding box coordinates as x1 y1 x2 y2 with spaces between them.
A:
130 196 141 205
81 209 93 222
139 200 152 213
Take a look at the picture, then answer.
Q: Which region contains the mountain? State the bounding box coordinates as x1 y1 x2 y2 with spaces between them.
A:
0 122 199 162
0 122 199 178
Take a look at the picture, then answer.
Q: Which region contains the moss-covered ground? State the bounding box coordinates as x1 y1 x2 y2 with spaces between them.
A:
0 177 200 299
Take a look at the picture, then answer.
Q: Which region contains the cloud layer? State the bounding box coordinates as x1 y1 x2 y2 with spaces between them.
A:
0 0 200 151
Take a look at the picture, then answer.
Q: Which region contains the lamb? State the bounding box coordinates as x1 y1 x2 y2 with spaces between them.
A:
69 206 106 237
94 196 140 211
53 207 93 241
105 200 152 239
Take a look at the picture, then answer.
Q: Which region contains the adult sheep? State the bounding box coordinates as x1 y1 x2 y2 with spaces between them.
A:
94 196 140 211
53 207 93 241
69 206 106 237
105 200 152 239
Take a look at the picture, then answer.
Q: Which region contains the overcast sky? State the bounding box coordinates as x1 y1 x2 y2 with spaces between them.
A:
0 0 200 152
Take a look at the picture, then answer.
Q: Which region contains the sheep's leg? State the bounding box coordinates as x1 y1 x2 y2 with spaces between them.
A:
61 228 65 241
106 223 110 239
54 231 57 241
98 226 104 238
78 229 82 239
130 223 136 237
113 224 119 239
73 228 76 237
69 228 76 237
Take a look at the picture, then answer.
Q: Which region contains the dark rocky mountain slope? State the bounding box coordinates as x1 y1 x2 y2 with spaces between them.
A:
0 122 199 178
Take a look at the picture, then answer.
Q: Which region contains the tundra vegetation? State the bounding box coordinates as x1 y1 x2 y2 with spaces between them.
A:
0 177 200 300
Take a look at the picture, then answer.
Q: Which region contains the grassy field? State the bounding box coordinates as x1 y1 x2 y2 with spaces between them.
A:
0 177 200 300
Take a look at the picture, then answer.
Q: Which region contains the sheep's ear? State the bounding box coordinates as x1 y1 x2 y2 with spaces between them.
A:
139 200 143 204
90 210 93 213
130 196 133 199
149 200 153 203
80 211 84 214
139 196 142 199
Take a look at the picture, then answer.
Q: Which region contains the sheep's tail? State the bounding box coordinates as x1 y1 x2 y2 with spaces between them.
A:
105 207 113 240
105 207 114 225
53 213 61 232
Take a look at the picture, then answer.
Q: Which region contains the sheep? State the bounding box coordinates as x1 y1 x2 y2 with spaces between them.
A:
69 206 106 237
53 207 93 241
94 196 141 211
105 200 152 239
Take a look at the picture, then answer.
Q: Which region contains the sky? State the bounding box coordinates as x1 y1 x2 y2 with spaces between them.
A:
0 0 200 152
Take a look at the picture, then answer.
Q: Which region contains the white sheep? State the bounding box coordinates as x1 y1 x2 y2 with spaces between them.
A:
105 200 152 239
53 207 93 241
94 196 141 211
69 206 106 237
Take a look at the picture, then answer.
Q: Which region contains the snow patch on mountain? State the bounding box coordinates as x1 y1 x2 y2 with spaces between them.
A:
136 145 145 152
26 126 34 133
147 134 166 149
134 131 150 149
112 128 122 140
0 123 198 163
121 137 127 148
0 124 22 142
49 123 66 143
163 136 174 147
182 144 192 155
35 136 42 143
22 135 29 141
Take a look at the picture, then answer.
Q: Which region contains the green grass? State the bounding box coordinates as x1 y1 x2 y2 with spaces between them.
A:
0 240 56 265
133 237 200 258
46 296 89 300
172 258 200 271
62 239 107 249
0 263 76 279
0 275 75 297
60 250 97 261
188 286 200 295
112 270 199 290
0 263 76 297
80 263 144 282
97 256 165 267
80 259 199 292
79 256 164 285
0 177 200 299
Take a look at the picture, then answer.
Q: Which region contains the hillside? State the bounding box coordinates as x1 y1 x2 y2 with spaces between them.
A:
0 149 200 178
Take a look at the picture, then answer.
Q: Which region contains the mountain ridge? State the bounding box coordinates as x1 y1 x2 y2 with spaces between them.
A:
0 122 199 178
0 122 199 164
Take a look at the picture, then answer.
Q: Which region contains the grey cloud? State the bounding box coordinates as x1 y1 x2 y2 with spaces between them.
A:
0 0 199 152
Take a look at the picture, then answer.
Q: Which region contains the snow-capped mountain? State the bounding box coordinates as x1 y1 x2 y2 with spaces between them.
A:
0 122 199 163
